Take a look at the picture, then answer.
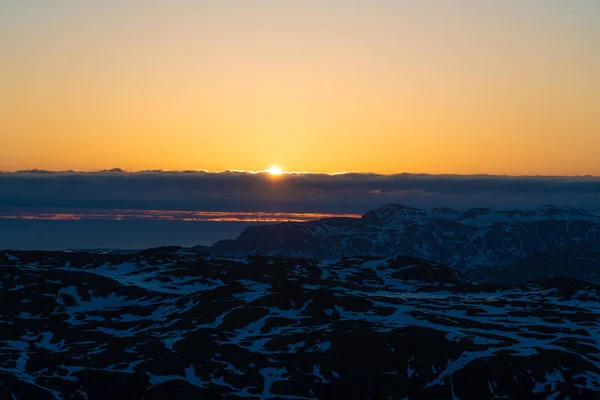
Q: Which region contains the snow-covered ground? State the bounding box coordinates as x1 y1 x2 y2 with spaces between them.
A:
1 249 599 399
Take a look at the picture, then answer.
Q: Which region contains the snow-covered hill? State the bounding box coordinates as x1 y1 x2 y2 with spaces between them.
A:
2 248 600 399
206 204 600 272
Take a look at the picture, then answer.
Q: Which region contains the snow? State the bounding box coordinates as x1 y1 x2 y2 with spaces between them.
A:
314 341 331 352
147 365 205 388
312 365 328 383
3 248 600 398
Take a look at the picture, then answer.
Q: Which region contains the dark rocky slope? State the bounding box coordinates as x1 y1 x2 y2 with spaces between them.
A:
2 248 600 399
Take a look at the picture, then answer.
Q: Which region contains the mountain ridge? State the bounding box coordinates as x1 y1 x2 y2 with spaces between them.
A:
202 204 600 276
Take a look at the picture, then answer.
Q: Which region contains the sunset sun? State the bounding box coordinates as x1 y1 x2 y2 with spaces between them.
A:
267 166 283 176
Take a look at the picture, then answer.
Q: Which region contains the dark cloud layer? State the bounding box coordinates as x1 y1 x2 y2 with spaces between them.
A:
1 171 599 213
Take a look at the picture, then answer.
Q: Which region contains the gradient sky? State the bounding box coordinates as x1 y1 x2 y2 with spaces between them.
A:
1 1 599 175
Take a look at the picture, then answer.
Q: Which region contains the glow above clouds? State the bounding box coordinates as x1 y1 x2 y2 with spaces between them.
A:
1 1 599 175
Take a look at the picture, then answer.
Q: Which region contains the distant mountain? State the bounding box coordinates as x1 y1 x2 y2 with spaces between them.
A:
2 248 600 398
204 204 600 275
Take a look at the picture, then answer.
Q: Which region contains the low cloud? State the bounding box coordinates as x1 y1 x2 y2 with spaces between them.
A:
1 170 599 213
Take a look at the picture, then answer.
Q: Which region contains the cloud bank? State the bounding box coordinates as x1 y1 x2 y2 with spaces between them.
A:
1 170 599 213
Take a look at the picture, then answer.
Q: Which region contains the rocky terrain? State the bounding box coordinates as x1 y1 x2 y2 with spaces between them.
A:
203 204 600 282
466 245 600 284
2 248 600 399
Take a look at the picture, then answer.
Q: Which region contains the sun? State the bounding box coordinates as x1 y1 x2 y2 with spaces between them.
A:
267 166 283 176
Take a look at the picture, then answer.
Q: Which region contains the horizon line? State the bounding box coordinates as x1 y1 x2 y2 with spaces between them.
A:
1 168 599 179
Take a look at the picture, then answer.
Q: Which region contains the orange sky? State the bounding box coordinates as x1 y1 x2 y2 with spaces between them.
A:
1 1 599 175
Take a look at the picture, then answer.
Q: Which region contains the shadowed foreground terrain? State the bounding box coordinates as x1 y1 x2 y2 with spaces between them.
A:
1 248 600 399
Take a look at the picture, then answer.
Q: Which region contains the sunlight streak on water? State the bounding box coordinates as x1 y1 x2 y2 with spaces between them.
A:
0 209 361 223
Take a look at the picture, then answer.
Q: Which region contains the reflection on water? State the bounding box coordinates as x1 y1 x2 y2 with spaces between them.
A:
0 209 361 223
